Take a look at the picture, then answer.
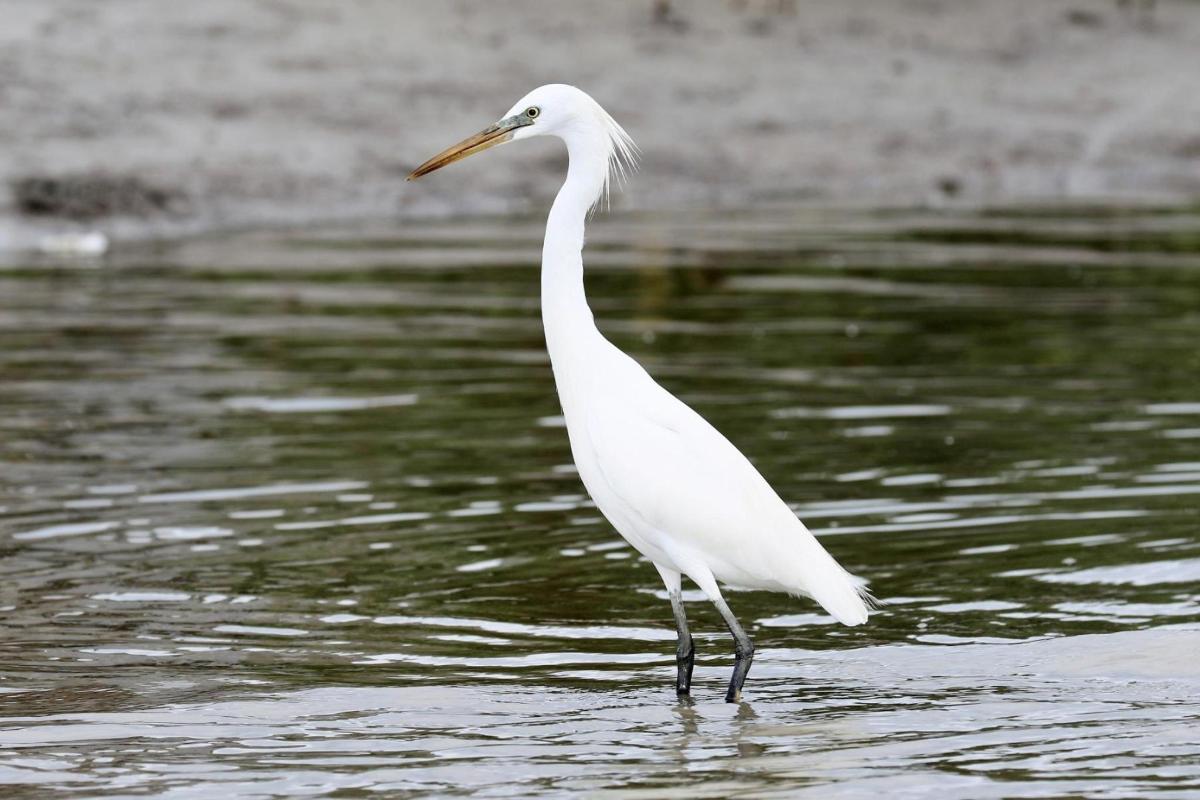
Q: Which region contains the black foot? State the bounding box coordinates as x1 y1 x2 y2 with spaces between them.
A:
675 635 695 695
723 642 754 703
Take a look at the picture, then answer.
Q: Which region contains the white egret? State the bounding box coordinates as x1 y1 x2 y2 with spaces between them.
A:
409 84 873 702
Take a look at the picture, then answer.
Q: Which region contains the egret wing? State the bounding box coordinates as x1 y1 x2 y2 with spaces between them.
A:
581 360 871 625
583 372 796 578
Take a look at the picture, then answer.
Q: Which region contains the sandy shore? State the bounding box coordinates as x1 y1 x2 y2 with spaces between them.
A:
2 0 1199 248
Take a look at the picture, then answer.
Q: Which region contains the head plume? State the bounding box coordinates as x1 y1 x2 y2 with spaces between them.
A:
593 100 639 211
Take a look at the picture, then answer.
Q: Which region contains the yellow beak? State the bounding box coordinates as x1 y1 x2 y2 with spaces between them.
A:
407 116 527 180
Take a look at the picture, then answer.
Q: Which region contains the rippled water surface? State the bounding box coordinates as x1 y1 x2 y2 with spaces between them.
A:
2 207 1199 797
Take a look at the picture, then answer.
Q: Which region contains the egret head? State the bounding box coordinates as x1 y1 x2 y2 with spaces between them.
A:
407 84 637 205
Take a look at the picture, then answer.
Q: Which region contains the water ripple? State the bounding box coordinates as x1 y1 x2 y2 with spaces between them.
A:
4 209 1200 797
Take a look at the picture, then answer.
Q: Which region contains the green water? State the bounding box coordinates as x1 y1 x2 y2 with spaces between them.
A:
1 207 1199 797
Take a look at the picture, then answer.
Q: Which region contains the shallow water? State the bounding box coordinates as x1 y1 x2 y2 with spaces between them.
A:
2 207 1199 798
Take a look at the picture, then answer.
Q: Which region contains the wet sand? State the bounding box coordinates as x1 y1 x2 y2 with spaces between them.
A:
2 0 1199 247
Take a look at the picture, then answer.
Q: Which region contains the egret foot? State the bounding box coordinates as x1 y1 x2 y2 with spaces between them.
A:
724 638 755 703
676 634 695 695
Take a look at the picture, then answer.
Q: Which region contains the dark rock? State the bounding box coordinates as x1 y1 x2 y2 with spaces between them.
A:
12 174 185 220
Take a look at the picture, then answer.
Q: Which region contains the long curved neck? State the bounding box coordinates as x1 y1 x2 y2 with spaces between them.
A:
541 129 609 393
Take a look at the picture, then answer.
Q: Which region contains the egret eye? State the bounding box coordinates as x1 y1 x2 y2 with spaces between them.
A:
526 106 540 119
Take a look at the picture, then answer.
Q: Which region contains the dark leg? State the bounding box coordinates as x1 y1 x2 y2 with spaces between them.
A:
711 594 755 703
668 588 695 696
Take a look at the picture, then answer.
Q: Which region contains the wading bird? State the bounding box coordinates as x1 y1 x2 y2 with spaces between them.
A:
409 85 873 702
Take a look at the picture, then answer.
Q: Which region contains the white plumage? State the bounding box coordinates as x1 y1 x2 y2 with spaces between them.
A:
409 84 873 702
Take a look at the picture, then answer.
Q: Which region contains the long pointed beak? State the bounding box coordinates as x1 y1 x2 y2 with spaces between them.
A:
407 116 527 180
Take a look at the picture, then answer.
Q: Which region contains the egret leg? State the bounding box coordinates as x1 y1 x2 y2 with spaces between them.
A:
674 561 756 703
710 594 755 704
669 588 695 695
655 565 694 696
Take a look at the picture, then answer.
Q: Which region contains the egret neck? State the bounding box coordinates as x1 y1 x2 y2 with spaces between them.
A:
540 125 609 414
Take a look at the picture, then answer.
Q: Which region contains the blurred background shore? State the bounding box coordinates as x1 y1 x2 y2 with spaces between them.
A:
1 0 1198 250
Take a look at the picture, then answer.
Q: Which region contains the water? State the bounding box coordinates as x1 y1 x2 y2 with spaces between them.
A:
2 206 1199 798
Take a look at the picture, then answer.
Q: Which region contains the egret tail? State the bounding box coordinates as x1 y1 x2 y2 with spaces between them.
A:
776 524 874 626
